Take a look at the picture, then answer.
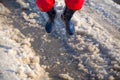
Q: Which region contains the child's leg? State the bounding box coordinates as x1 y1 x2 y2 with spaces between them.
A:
61 0 84 35
45 7 56 33
36 0 56 33
65 0 84 11
61 7 75 35
36 0 55 12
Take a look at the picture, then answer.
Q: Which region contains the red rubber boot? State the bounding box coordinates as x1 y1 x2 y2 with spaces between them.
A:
65 0 84 11
36 0 54 12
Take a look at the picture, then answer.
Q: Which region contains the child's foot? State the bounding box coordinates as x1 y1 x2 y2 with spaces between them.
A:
61 7 75 35
61 15 75 35
45 20 54 33
66 22 75 35
45 8 56 33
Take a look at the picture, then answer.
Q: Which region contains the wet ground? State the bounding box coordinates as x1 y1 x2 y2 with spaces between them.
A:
1 0 120 80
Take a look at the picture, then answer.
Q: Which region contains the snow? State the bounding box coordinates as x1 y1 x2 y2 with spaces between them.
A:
0 15 50 80
0 0 120 80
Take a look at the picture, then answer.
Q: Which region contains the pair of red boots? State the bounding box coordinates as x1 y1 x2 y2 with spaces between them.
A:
36 0 84 35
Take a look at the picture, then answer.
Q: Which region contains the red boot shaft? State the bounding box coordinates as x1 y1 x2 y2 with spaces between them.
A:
36 0 84 12
65 0 84 11
36 0 54 12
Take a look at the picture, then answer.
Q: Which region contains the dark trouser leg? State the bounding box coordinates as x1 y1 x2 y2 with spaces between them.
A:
45 8 56 33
